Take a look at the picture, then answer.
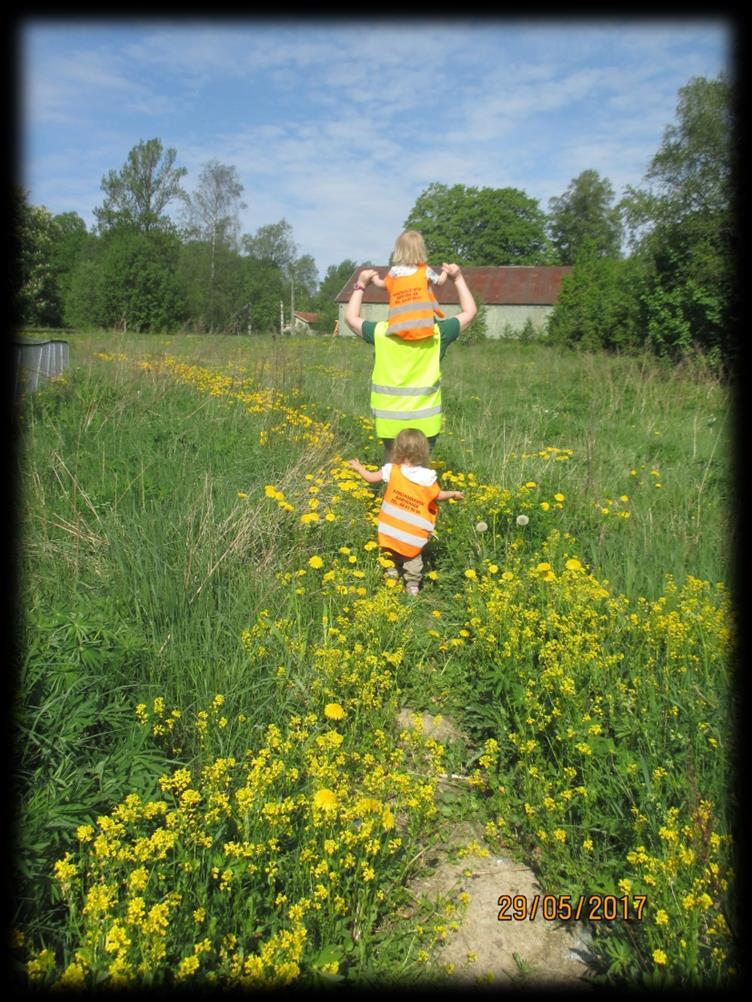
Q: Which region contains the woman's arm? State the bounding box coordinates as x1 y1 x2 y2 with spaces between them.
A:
441 264 477 332
344 269 379 337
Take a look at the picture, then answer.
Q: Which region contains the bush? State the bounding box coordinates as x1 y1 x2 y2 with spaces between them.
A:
462 293 488 345
547 255 644 352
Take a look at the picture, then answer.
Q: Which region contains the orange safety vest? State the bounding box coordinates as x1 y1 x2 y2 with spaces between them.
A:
383 265 445 341
377 465 440 558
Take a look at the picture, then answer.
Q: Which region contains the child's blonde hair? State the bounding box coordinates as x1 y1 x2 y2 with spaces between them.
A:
391 428 431 467
391 230 428 267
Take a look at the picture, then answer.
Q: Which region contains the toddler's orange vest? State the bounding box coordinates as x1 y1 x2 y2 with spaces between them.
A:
383 265 445 341
378 465 440 558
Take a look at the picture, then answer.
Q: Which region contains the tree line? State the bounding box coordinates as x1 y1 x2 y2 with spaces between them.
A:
16 74 734 369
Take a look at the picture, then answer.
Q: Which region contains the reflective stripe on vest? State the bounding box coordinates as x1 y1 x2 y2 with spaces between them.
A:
371 381 441 396
377 465 439 558
370 322 442 439
384 265 444 341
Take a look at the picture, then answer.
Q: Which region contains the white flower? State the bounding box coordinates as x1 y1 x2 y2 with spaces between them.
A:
475 521 488 533
516 514 529 527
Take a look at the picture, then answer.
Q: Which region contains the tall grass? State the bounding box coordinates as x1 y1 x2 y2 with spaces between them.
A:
14 331 734 989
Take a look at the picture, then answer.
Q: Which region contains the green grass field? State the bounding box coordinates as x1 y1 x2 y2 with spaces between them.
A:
14 330 736 988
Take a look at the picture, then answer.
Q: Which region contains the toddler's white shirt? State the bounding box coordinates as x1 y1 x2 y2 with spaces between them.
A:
381 463 437 487
387 265 441 284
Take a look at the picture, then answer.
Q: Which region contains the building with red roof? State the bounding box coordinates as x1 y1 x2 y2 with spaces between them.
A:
334 266 573 338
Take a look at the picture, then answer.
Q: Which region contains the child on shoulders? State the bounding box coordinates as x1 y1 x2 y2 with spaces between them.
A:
368 230 447 341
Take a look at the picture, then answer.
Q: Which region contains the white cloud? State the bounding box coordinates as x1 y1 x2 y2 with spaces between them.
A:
19 18 730 274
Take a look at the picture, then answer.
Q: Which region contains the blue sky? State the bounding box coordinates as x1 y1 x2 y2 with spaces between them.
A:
19 17 731 279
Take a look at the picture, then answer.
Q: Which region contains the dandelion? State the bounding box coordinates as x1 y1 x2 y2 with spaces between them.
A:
464 569 477 580
324 703 346 720
554 493 565 502
565 558 583 572
516 514 529 527
313 789 338 812
652 949 668 966
308 555 324 569
475 521 488 533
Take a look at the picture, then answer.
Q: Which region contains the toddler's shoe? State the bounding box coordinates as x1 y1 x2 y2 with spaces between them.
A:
385 567 399 580
405 583 419 596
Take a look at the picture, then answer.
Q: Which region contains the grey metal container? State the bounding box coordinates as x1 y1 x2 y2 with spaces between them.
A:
15 338 70 398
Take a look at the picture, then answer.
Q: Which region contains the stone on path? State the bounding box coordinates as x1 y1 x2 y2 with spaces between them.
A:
408 849 594 988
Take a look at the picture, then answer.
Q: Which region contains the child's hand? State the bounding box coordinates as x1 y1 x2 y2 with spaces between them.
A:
348 458 383 484
437 488 465 502
358 269 378 286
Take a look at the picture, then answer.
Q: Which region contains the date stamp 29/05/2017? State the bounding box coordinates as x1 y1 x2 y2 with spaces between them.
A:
497 894 647 923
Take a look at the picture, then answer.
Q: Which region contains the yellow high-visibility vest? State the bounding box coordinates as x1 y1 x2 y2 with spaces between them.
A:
370 321 442 439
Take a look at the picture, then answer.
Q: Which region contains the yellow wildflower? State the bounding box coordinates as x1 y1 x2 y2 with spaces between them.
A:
313 789 338 812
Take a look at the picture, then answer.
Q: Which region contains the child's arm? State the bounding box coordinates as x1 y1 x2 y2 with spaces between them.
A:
437 489 464 501
370 273 386 288
433 269 448 287
348 458 383 484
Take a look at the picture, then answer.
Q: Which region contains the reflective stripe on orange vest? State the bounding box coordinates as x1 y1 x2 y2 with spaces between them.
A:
377 465 439 558
384 265 445 341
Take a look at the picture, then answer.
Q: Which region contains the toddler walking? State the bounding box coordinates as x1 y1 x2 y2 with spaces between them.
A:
348 428 464 595
368 230 448 341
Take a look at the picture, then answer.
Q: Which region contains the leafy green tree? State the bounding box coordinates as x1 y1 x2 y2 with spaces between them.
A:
546 251 644 352
242 219 297 273
403 183 554 265
180 161 247 331
313 260 358 332
51 211 91 315
242 257 286 334
177 241 246 333
16 188 63 327
94 138 188 234
63 249 108 330
547 170 623 264
620 75 733 365
242 220 320 330
65 228 187 332
288 254 319 316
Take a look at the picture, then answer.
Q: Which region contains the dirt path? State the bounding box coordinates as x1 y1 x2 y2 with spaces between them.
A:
397 709 596 988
